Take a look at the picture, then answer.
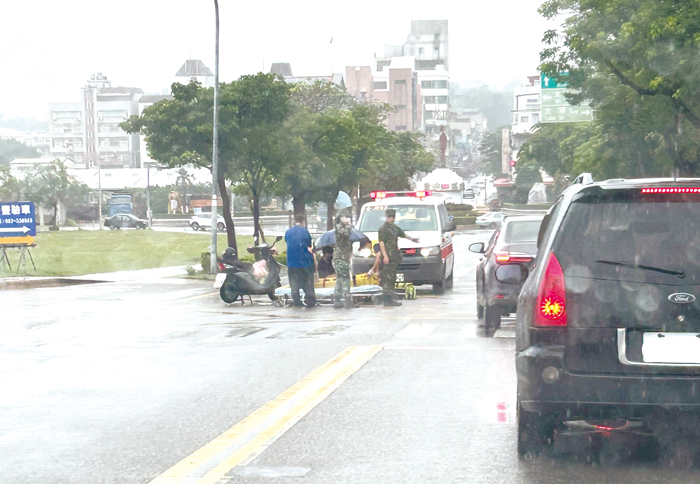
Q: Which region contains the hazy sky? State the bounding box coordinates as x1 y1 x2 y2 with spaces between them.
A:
1 0 552 121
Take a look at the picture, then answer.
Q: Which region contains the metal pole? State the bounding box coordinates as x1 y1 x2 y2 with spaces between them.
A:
210 0 220 274
146 165 152 228
98 156 102 230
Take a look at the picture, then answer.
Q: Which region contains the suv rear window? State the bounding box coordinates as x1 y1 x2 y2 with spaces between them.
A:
504 220 541 243
553 191 700 283
358 205 438 232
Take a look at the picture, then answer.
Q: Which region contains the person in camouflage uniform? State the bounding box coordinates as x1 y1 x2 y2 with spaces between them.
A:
378 208 419 307
333 212 355 308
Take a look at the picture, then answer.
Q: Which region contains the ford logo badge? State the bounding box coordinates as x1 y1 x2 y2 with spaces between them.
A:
668 293 696 304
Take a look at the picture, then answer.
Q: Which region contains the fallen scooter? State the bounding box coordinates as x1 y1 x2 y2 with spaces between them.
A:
218 236 283 304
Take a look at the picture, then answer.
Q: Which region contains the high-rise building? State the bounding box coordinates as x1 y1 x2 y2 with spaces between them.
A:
378 20 450 134
49 73 143 169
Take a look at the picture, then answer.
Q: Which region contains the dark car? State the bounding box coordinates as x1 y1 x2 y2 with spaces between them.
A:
513 178 700 457
104 213 148 230
469 215 543 334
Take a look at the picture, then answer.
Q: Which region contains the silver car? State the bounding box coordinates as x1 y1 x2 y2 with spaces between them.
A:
475 211 505 229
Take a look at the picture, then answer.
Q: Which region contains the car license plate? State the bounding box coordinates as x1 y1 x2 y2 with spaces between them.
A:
214 272 227 289
396 273 405 282
642 332 700 364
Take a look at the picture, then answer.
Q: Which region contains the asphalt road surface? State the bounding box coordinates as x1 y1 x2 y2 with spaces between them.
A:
3 231 700 483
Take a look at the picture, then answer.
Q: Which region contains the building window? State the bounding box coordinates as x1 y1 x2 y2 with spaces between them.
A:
376 60 390 72
532 114 539 124
87 117 93 125
394 79 406 85
395 126 407 131
418 47 424 54
521 116 529 123
421 80 448 89
86 102 92 109
372 81 387 90
88 132 93 139
395 104 406 110
526 98 539 104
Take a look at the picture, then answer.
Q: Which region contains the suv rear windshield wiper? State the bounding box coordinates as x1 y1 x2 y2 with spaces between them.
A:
595 260 685 278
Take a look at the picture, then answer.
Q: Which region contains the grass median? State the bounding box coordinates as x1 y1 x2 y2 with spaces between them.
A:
0 230 287 278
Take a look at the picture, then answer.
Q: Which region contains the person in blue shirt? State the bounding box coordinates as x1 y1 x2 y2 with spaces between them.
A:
284 214 317 308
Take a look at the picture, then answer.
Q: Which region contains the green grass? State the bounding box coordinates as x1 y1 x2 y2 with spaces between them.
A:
0 230 287 277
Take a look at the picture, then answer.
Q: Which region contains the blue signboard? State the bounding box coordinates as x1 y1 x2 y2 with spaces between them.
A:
0 202 37 237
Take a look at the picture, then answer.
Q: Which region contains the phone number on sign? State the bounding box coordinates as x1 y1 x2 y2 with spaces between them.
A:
1 218 34 224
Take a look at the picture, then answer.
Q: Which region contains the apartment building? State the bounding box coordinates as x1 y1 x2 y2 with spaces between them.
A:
49 73 143 168
511 75 541 161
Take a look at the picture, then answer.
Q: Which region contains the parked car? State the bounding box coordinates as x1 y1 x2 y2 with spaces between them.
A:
104 213 148 230
475 211 505 229
469 215 544 334
190 213 226 232
513 177 700 457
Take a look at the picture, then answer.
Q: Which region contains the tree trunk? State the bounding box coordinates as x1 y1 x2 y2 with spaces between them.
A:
53 202 58 227
292 194 305 220
326 193 336 231
218 177 237 258
252 190 265 245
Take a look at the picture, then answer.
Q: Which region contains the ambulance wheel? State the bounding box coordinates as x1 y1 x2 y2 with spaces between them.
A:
433 265 446 295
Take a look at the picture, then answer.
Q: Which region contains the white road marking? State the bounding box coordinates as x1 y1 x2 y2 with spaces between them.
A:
394 323 437 339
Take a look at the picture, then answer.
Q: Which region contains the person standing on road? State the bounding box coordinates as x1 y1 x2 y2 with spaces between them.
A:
378 209 419 307
284 214 316 308
333 212 355 309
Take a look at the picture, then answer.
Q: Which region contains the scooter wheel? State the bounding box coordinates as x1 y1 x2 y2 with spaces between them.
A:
220 284 239 304
268 292 278 302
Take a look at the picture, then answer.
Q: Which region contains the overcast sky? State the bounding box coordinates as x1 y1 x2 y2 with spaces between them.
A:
0 0 552 121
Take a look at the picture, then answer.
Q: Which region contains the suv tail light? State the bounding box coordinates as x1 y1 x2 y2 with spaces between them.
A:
534 252 567 327
494 251 532 264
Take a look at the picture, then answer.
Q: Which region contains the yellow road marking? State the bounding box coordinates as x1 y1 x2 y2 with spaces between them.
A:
178 291 218 302
148 345 382 484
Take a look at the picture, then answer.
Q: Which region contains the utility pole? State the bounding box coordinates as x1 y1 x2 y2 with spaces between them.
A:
210 0 220 274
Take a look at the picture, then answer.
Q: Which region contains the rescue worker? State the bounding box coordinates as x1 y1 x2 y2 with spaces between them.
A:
333 212 355 309
378 208 419 307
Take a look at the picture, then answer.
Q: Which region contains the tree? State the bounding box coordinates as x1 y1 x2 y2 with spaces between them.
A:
24 160 89 226
539 0 700 176
122 80 239 253
0 139 40 166
275 80 356 219
0 166 22 201
478 128 508 176
175 168 192 213
224 73 292 242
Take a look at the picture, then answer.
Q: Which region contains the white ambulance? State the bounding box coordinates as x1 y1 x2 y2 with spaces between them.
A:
353 190 456 294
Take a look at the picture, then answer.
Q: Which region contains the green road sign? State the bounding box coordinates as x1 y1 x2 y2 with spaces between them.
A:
541 73 568 89
541 87 593 123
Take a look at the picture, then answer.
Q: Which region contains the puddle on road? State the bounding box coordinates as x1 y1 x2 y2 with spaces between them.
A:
0 278 106 290
266 325 349 339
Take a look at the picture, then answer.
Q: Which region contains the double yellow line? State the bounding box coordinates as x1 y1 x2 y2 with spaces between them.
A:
149 345 382 484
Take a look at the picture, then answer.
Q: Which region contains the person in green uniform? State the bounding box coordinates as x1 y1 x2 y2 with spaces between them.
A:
333 212 355 309
378 208 420 306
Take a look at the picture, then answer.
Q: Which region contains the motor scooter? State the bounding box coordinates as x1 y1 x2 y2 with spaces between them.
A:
218 236 283 304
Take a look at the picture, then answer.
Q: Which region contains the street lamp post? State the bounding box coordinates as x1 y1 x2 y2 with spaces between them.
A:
210 0 220 274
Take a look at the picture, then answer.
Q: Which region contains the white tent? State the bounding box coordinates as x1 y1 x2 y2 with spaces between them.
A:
415 168 466 204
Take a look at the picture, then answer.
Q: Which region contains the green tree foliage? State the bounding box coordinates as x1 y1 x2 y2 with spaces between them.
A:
0 166 22 201
478 128 508 176
225 73 292 242
23 160 89 226
0 139 40 166
538 0 700 177
122 80 239 251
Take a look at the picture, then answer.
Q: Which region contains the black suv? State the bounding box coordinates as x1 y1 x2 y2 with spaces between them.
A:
515 178 700 456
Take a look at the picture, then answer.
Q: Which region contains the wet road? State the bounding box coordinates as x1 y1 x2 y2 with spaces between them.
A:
3 231 700 483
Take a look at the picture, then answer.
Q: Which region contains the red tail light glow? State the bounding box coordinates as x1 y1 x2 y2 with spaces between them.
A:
534 252 567 327
495 251 532 264
641 187 700 194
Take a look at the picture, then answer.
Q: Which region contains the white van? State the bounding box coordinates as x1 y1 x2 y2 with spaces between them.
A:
353 190 456 294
